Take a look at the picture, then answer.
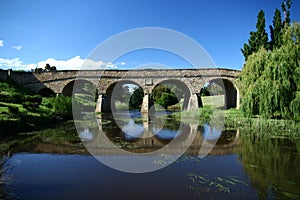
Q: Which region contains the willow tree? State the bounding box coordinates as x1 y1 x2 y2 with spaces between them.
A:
240 23 300 120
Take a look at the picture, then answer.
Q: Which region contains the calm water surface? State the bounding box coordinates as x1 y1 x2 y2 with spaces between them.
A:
1 112 299 200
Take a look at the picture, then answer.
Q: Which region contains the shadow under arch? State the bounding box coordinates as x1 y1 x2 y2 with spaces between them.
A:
200 78 238 109
151 79 192 111
62 79 98 97
104 80 144 113
38 87 55 97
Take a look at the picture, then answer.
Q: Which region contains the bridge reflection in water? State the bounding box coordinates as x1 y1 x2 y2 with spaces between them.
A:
78 112 239 156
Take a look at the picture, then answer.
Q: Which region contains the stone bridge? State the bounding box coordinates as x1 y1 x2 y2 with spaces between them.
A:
0 68 241 113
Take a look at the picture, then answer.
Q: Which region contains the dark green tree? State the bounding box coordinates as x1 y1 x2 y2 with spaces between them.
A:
269 9 283 49
151 85 179 109
44 63 57 72
45 63 51 71
281 0 292 25
157 93 178 109
151 85 171 102
129 87 144 110
241 10 269 60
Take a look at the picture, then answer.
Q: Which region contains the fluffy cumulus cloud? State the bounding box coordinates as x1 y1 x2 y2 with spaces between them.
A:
0 40 3 47
12 45 22 50
0 56 118 71
0 57 35 70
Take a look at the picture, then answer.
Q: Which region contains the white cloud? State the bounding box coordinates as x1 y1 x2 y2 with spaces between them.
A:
36 56 117 70
0 56 117 71
0 57 35 70
0 40 3 47
12 45 22 50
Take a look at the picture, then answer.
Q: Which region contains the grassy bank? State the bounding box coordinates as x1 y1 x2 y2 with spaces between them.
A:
172 95 299 137
0 80 72 137
173 107 300 137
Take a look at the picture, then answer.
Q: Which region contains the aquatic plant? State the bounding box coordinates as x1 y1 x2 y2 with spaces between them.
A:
0 153 13 199
187 173 248 198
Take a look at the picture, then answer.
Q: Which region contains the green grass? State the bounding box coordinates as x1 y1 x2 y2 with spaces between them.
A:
174 107 300 137
0 80 74 136
162 95 224 112
201 95 225 108
115 101 129 111
74 93 96 107
0 106 8 113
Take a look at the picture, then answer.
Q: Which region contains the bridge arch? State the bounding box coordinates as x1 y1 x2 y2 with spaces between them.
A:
38 87 55 97
99 80 144 113
200 78 239 109
62 79 98 97
150 79 192 111
62 81 75 96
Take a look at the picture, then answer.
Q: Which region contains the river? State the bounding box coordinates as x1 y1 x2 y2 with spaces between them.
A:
0 111 299 200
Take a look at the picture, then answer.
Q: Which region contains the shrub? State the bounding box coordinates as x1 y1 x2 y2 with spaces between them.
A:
24 95 42 104
157 93 178 109
50 96 73 119
8 105 19 115
0 92 23 104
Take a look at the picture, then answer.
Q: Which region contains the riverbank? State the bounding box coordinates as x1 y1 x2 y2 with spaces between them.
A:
173 107 300 137
0 80 72 138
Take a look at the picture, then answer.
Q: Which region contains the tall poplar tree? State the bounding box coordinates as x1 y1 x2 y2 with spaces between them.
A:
241 10 269 60
281 0 292 25
269 9 283 50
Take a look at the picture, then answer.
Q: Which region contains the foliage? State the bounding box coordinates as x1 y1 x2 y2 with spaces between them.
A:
201 82 224 96
151 85 170 101
151 85 179 109
0 92 23 104
240 23 300 120
49 95 73 119
242 0 293 59
8 105 19 115
24 95 42 104
187 173 248 195
0 80 76 135
156 93 178 109
269 9 283 50
281 0 292 25
129 86 143 110
44 63 57 72
241 10 269 60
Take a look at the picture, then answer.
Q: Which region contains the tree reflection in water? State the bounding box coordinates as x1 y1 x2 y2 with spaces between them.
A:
237 134 300 199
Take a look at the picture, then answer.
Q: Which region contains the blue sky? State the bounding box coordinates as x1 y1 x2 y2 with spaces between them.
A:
0 0 299 71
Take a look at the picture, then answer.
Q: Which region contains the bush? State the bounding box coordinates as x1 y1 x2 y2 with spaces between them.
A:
24 95 42 104
22 101 40 111
157 93 178 109
8 105 19 115
50 96 73 119
0 92 23 104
